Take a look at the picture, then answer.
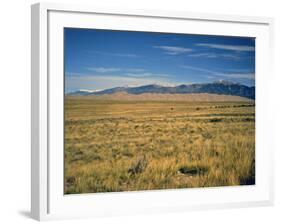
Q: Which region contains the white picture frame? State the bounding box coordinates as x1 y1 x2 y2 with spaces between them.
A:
31 2 274 221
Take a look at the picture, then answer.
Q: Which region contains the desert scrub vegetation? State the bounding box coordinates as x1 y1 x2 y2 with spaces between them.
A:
64 98 255 194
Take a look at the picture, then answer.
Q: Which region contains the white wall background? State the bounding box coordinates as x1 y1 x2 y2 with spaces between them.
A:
0 0 280 223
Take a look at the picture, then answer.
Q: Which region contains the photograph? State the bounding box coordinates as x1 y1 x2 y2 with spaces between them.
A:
64 28 255 194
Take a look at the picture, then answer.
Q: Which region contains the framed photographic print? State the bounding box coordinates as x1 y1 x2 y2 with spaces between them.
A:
31 2 274 221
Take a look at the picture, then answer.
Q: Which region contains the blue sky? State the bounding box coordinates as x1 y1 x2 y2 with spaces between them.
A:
65 28 255 93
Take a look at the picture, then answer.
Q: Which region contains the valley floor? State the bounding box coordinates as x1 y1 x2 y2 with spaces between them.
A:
64 98 255 194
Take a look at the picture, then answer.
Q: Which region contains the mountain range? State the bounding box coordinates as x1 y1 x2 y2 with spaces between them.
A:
68 81 255 99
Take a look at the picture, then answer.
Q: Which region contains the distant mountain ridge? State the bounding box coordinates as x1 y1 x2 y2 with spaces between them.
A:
68 81 255 99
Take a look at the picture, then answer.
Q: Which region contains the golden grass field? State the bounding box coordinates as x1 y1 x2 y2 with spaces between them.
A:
64 95 255 194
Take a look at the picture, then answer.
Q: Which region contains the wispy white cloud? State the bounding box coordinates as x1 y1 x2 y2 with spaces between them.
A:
154 46 193 55
124 72 170 78
86 67 169 79
126 68 146 73
180 65 219 75
65 73 176 92
181 65 255 80
188 53 241 60
225 68 255 73
188 53 218 58
215 73 255 80
196 43 255 52
90 50 138 58
87 67 146 74
87 67 121 73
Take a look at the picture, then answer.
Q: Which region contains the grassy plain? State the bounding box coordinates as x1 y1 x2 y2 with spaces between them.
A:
64 96 255 194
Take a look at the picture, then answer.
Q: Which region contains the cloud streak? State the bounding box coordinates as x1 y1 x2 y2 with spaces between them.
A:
90 50 138 58
180 65 219 75
87 67 121 73
181 65 255 80
154 46 193 55
214 73 255 80
124 72 170 78
65 73 176 92
87 67 147 74
187 53 241 60
196 43 255 52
